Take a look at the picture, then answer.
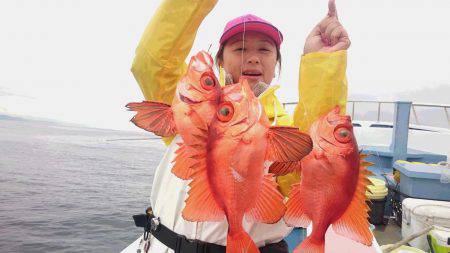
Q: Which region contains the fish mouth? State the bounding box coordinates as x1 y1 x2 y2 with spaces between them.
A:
179 93 200 104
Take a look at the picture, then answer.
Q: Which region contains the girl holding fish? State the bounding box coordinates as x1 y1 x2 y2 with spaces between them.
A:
129 0 358 252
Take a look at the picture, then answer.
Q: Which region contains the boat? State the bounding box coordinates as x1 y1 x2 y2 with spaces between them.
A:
122 100 450 253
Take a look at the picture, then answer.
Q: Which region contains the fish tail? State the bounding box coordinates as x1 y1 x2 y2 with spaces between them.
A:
294 236 324 253
226 230 259 253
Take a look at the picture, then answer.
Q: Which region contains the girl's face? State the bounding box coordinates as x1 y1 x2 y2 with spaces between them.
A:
220 31 278 88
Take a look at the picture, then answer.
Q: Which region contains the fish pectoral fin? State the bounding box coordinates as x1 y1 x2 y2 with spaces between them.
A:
126 101 176 137
284 183 311 228
331 166 373 246
268 161 302 176
245 174 286 224
267 126 312 163
182 171 225 222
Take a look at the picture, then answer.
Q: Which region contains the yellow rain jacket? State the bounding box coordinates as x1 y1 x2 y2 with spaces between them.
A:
131 0 347 197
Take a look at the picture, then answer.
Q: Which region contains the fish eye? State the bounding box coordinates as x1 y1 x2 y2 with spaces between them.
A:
334 127 352 143
339 130 348 137
220 107 230 116
200 72 217 90
217 102 234 122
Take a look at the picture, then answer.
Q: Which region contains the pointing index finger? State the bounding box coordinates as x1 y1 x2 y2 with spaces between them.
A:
328 0 338 19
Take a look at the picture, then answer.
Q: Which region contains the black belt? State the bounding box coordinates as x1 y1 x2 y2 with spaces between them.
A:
133 207 288 253
133 207 224 253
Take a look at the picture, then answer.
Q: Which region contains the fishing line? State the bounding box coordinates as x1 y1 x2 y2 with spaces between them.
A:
207 44 212 54
240 20 246 77
276 25 282 81
105 137 162 141
230 19 246 242
272 26 283 124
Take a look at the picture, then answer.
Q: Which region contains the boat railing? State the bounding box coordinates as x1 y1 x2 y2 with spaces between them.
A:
282 100 450 129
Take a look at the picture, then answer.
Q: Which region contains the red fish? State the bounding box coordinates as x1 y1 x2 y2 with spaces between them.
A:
181 78 313 253
126 51 221 179
284 107 373 253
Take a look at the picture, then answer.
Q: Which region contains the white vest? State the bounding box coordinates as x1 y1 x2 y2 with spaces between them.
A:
147 135 292 253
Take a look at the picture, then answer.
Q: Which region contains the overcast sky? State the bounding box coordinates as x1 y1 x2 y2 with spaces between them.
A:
1 0 449 131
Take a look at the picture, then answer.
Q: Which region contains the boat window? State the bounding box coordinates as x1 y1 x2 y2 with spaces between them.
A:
409 127 435 132
368 123 436 132
370 124 393 128
352 123 361 127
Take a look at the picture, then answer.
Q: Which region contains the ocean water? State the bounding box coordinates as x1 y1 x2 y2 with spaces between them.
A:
0 116 164 252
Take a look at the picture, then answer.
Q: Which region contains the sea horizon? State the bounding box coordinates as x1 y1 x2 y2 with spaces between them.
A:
0 115 164 252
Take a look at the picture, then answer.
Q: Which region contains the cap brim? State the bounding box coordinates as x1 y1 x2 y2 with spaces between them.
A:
219 21 283 47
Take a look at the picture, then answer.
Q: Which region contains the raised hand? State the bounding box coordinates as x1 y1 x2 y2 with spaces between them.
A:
303 0 351 54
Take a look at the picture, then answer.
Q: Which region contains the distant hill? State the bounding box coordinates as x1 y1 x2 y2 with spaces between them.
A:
0 112 62 124
0 112 156 138
394 84 450 105
0 113 27 121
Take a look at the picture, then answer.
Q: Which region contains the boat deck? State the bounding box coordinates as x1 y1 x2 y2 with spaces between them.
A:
373 221 403 246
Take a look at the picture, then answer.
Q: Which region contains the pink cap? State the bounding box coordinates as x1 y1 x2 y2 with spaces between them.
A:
219 14 283 47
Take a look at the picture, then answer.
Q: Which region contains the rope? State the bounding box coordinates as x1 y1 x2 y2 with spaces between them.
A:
381 226 434 253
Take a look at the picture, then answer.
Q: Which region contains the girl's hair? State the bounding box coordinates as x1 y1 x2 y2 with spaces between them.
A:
215 41 282 76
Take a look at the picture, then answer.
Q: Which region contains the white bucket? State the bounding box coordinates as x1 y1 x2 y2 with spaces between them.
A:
401 198 450 251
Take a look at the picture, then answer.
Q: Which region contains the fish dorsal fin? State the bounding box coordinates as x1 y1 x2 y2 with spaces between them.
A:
126 101 176 137
268 161 302 176
182 170 225 222
171 142 197 180
331 159 374 246
171 109 210 180
284 182 312 228
245 174 286 224
359 153 370 159
361 161 375 168
359 153 375 169
266 126 313 162
180 125 225 221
